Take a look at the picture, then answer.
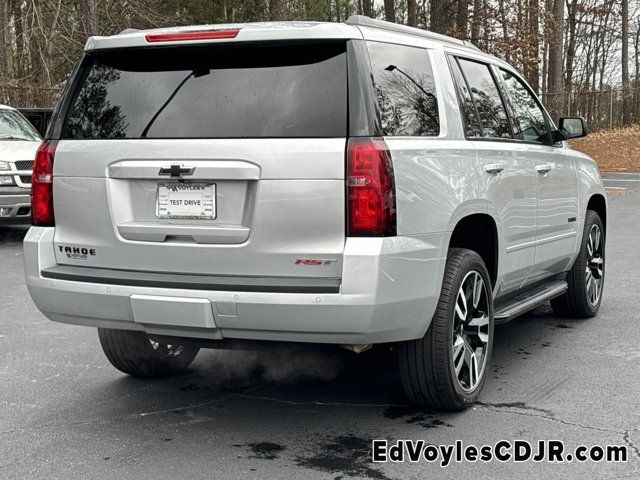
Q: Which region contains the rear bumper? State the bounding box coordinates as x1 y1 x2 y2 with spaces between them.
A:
24 227 447 345
40 265 341 294
0 188 31 223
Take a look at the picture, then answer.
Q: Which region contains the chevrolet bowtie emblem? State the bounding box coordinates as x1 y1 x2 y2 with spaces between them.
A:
159 164 195 178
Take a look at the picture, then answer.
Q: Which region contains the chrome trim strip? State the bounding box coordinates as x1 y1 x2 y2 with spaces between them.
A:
0 170 32 176
506 231 577 253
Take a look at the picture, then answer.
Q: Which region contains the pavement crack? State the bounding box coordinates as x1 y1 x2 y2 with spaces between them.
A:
133 392 241 418
624 431 640 458
476 403 623 435
132 385 266 418
0 387 265 436
237 393 408 408
477 401 554 416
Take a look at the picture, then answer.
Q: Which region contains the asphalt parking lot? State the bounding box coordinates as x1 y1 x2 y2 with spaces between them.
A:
1 173 639 479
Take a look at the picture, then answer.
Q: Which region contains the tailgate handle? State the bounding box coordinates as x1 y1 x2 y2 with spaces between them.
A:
118 222 250 244
109 160 260 180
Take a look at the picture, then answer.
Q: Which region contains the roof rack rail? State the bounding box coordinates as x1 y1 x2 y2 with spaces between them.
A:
346 15 480 50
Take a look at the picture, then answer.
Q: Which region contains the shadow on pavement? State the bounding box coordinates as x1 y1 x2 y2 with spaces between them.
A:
33 308 580 479
0 225 29 244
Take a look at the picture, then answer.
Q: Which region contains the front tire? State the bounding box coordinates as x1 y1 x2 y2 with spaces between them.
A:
398 248 494 411
98 328 199 378
551 210 605 318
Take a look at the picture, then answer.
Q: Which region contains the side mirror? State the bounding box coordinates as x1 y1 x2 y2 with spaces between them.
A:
558 117 588 140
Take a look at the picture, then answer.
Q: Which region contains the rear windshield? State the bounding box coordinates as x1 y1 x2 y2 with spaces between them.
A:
62 42 347 139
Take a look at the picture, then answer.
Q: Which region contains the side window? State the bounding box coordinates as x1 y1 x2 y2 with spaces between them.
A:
367 41 439 136
457 58 511 139
500 69 550 143
449 58 481 137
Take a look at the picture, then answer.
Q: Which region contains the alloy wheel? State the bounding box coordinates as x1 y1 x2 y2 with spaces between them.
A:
585 224 604 306
452 271 491 392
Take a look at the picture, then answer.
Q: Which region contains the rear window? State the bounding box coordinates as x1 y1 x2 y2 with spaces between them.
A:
367 41 439 137
62 42 347 139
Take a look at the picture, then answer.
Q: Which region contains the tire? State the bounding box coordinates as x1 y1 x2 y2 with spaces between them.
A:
98 328 199 378
551 210 605 318
398 248 494 411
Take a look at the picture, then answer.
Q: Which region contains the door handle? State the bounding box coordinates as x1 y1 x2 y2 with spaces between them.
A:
536 164 553 174
485 164 505 175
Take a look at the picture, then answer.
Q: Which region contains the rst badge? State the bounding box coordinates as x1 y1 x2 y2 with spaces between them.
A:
295 258 337 266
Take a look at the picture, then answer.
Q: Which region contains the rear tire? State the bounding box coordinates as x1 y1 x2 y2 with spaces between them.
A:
98 328 199 378
398 248 494 411
551 210 605 318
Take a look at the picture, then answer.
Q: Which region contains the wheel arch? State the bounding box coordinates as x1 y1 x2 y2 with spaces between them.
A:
587 194 607 232
448 213 498 287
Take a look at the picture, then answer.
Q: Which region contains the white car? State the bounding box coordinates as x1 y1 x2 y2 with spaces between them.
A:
24 17 606 410
0 105 41 224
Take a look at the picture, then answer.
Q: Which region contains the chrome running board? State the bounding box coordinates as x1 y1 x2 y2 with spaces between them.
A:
494 280 568 324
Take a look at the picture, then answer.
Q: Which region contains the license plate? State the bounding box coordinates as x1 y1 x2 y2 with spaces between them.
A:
156 183 216 219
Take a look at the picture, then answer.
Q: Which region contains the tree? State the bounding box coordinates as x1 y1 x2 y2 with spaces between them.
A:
430 0 455 34
363 0 373 17
407 0 417 26
634 16 640 122
384 0 395 22
564 0 578 96
456 0 469 37
269 0 283 20
622 0 630 123
12 0 24 77
546 0 564 119
527 0 540 94
82 0 99 37
0 0 5 76
470 0 483 45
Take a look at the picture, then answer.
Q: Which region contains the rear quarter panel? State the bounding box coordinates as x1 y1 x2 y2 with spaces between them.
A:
384 48 487 238
571 145 607 260
386 137 486 236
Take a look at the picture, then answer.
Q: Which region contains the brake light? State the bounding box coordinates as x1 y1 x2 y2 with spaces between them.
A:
31 140 57 226
145 29 240 43
346 138 396 236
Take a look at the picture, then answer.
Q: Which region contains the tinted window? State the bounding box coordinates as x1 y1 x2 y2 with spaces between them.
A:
62 43 347 139
367 42 439 136
457 59 511 139
500 69 550 143
449 59 481 137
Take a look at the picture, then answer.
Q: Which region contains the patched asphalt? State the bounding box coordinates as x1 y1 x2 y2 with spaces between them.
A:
0 182 638 479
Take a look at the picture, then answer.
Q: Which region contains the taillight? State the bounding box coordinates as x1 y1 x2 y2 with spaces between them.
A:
31 140 57 226
145 29 240 43
346 137 396 236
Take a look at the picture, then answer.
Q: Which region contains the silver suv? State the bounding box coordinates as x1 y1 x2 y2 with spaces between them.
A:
24 17 607 410
0 105 40 223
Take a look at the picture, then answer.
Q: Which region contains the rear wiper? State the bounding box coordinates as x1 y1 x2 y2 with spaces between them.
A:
141 67 210 139
384 65 437 103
